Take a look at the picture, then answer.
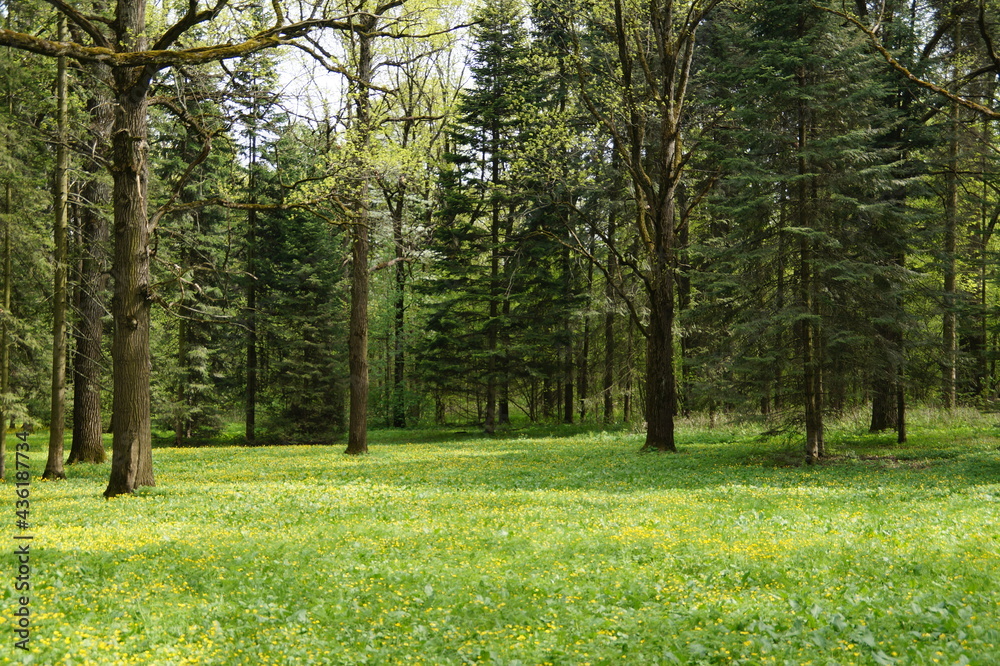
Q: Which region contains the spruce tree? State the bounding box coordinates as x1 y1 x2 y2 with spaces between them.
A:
421 0 539 429
694 0 921 457
254 124 348 443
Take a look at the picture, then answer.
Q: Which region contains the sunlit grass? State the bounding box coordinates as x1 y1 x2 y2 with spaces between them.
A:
2 413 999 664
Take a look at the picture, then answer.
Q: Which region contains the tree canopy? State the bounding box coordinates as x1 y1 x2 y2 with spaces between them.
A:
3 0 1000 488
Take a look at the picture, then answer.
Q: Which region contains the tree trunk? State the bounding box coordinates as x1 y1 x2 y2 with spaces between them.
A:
69 61 111 465
0 0 11 481
346 204 370 454
578 241 593 422
796 41 823 463
104 33 155 496
643 259 677 452
498 297 510 425
69 172 110 463
603 216 616 424
869 372 898 432
345 23 375 455
623 318 633 423
942 102 960 408
391 200 406 428
246 131 258 444
484 125 500 435
0 177 9 480
44 18 69 481
896 379 906 444
563 245 574 425
800 238 824 462
175 314 188 446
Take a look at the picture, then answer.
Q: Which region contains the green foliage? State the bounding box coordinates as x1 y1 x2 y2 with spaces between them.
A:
7 414 1000 663
149 65 241 443
418 0 591 424
0 21 59 427
253 126 348 443
688 0 930 420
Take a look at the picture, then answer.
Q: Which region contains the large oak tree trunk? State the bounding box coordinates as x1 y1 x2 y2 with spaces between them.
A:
0 176 9 480
346 219 369 454
104 54 155 496
643 257 677 452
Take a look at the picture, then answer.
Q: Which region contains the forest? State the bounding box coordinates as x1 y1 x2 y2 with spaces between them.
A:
2 0 1000 497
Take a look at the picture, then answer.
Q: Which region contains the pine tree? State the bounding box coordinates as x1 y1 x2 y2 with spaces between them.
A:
254 123 348 443
420 0 541 429
149 65 237 446
695 0 923 456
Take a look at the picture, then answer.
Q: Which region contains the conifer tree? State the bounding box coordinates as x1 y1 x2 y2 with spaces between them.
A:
422 0 540 430
254 124 348 442
150 64 236 445
695 0 921 457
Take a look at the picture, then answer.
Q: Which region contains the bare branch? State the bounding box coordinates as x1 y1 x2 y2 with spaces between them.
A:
816 4 1000 120
545 227 650 338
41 0 112 49
979 0 1000 74
371 256 412 272
152 0 229 52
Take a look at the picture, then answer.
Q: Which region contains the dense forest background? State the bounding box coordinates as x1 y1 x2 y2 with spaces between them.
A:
3 0 1000 490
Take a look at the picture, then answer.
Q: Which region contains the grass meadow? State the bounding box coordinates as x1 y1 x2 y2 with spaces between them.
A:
2 409 1000 665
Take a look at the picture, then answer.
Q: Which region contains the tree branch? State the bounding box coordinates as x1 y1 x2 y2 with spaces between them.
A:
816 4 1000 120
41 0 112 49
151 0 229 52
979 0 1000 74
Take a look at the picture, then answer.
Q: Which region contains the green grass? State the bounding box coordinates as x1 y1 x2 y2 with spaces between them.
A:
2 413 1000 665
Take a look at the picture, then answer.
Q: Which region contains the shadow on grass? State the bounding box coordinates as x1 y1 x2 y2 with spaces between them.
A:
28 418 1000 499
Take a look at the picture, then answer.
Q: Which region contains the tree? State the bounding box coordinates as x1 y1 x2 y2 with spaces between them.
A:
420 0 591 429
252 122 348 443
572 0 724 451
68 58 112 465
43 16 69 480
0 0 414 495
227 44 280 445
690 0 926 456
150 64 237 446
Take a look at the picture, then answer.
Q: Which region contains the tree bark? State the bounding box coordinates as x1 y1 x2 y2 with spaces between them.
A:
346 216 369 454
603 206 616 424
44 17 70 481
623 317 633 423
800 237 824 463
0 174 9 480
942 97 959 409
69 163 110 463
642 243 677 452
69 61 111 465
104 4 155 495
345 19 375 455
562 243 574 425
391 197 406 428
484 123 500 434
246 155 258 444
498 297 510 425
798 160 823 463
